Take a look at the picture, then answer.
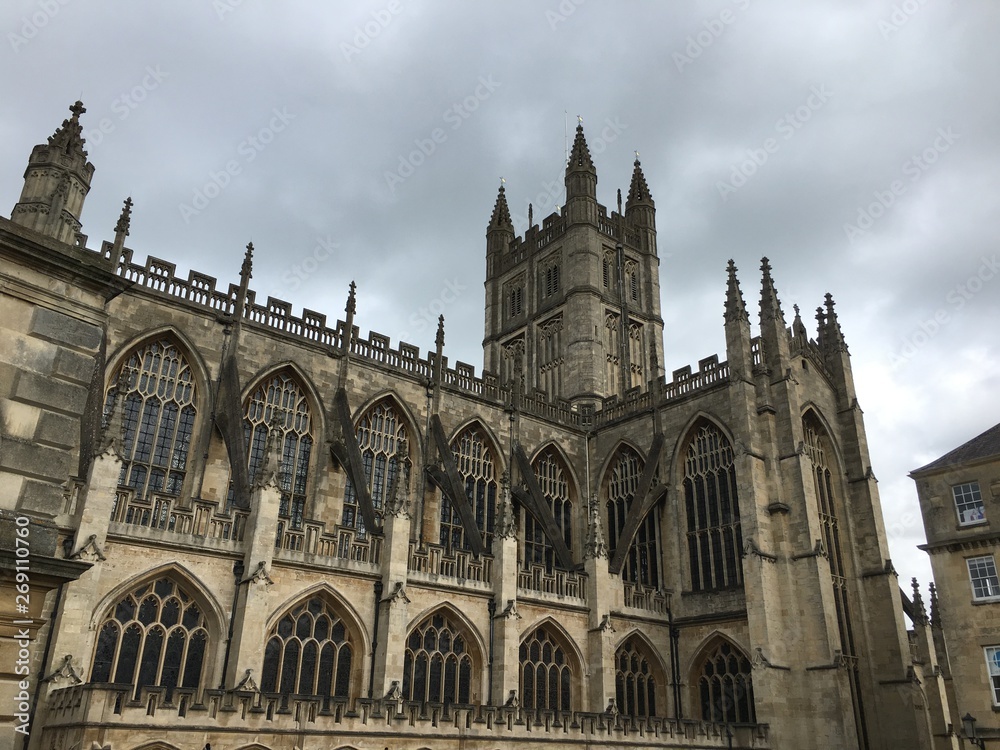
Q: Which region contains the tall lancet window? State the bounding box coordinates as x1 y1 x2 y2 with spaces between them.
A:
605 312 621 394
537 315 564 399
684 422 743 592
341 399 408 536
697 640 755 723
441 426 498 553
234 372 312 536
606 446 662 587
108 338 196 504
524 448 573 572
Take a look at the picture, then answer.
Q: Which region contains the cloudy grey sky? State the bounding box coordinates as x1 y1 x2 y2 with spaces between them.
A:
3 0 998 591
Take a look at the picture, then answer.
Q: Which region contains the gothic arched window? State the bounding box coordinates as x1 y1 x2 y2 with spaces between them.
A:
233 372 313 534
90 577 208 699
684 423 743 592
402 611 475 705
615 636 659 718
261 597 354 698
606 446 661 587
525 449 573 571
697 640 755 723
108 338 196 503
441 426 498 553
342 399 408 535
520 625 572 712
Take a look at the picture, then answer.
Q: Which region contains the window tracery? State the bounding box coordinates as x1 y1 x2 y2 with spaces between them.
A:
606 446 661 587
519 626 572 711
342 399 408 536
402 612 475 704
441 426 498 553
697 640 755 723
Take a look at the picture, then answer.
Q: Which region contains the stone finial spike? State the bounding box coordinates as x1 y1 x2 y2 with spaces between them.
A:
759 256 786 324
435 314 445 351
928 582 940 627
792 303 808 339
346 280 357 317
241 242 254 282
724 260 749 324
99 370 129 457
114 197 132 238
527 202 533 227
911 577 928 625
822 292 847 350
255 414 284 489
496 471 516 539
584 493 609 560
616 188 622 215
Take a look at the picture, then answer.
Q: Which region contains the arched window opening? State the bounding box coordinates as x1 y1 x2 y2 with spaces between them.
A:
229 372 312 538
402 612 475 705
698 640 755 723
524 449 573 572
261 597 354 699
90 577 208 700
684 423 743 592
519 626 572 712
615 637 659 718
441 426 498 553
107 339 196 512
342 399 408 537
606 447 661 587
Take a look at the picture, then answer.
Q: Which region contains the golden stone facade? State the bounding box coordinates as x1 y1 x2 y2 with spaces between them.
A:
0 103 956 749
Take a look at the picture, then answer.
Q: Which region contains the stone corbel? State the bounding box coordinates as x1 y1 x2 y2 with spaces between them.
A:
496 599 521 620
69 534 106 562
42 654 83 685
234 668 259 693
240 560 273 587
381 581 411 606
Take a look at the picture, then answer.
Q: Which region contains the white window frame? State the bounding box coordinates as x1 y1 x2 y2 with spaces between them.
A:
985 646 1000 706
968 555 1000 600
953 481 986 526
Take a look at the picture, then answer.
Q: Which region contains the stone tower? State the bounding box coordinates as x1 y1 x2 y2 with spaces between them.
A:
11 101 95 245
483 122 664 407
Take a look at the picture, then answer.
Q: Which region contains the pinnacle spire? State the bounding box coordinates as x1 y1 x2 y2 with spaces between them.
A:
114 197 132 238
626 156 653 208
724 260 749 324
254 414 284 489
584 493 608 559
346 280 357 318
488 181 513 231
435 314 445 351
911 578 929 625
792 303 808 340
928 582 940 627
759 257 786 324
241 242 254 284
823 292 847 350
567 120 595 172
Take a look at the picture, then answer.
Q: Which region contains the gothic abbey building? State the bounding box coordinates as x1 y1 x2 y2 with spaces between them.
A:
0 103 956 749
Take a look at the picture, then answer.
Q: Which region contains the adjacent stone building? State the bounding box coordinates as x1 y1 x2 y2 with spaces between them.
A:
912 422 1000 747
0 102 953 749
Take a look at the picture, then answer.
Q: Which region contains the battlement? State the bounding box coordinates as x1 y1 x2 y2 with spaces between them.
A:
76 236 733 428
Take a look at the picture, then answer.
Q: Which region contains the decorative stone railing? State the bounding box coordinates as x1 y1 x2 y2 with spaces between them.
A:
623 582 670 615
42 683 771 748
408 542 493 585
517 565 587 602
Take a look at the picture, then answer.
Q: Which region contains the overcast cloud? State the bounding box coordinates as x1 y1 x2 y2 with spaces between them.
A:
3 0 998 591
